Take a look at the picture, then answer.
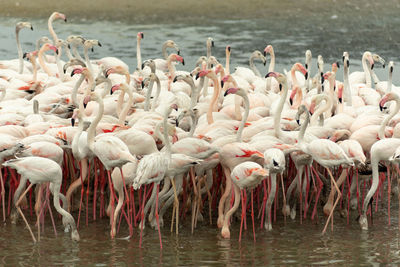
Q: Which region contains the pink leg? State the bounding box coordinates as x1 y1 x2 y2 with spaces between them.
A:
260 179 268 229
304 166 310 219
0 171 5 222
239 189 244 242
387 165 391 226
45 186 57 237
77 161 84 229
311 166 323 221
139 185 147 248
243 190 247 230
251 190 256 242
107 170 115 231
93 159 98 221
346 169 350 225
155 184 163 249
356 169 360 215
119 168 132 236
86 161 91 226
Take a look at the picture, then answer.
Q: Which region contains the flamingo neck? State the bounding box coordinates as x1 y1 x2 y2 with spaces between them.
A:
30 57 38 82
84 47 94 75
38 49 53 77
189 111 198 137
167 56 177 79
290 67 299 88
101 78 112 98
378 97 400 140
362 53 372 88
225 51 230 75
151 75 161 112
266 49 275 91
71 76 85 107
16 30 24 74
163 109 172 158
56 46 64 80
119 85 134 125
64 44 73 60
387 69 393 93
310 95 331 126
162 42 169 59
343 62 352 106
87 95 104 152
137 38 142 70
206 75 220 124
249 53 261 77
144 79 154 112
274 80 288 138
298 110 310 143
236 92 249 142
48 15 58 43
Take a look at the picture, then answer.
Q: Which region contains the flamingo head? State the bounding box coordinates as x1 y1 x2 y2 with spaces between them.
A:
137 32 144 40
224 87 239 97
365 52 374 70
71 109 79 127
71 67 84 77
264 45 273 56
170 103 178 111
337 83 344 103
195 69 211 80
389 61 394 73
53 12 67 22
380 92 398 111
110 83 121 95
265 71 286 84
295 105 308 125
42 43 58 55
294 63 308 79
207 37 214 48
104 66 127 78
289 86 299 106
173 54 184 65
16 21 33 31
226 45 231 53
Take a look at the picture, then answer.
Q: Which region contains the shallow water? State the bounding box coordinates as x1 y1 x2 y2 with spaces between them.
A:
1 0 400 265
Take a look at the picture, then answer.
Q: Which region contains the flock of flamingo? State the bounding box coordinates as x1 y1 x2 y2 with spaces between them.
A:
0 11 399 248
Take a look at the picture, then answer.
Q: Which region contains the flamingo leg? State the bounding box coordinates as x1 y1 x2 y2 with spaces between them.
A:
322 168 342 234
251 189 256 242
280 173 287 224
0 170 5 222
387 165 391 226
155 184 162 249
45 185 57 237
171 178 179 235
139 185 147 248
119 168 132 236
239 189 245 242
93 158 98 221
86 161 91 226
16 183 36 243
77 161 85 229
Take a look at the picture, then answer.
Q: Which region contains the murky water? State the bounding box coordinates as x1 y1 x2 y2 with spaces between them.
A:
1 0 400 265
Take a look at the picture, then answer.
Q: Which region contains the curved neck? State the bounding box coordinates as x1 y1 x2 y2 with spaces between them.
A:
63 44 73 60
72 45 84 61
379 97 400 140
84 47 94 75
71 75 86 107
33 100 39 114
310 95 332 125
137 38 142 70
236 92 250 142
101 78 112 98
48 15 58 42
56 46 64 80
167 56 177 79
144 79 154 112
298 111 310 143
30 56 38 82
38 48 53 76
274 79 288 138
87 95 104 151
362 53 372 88
189 112 198 137
269 48 275 73
162 42 169 59
116 90 125 117
291 67 299 88
16 30 23 74
249 54 261 77
151 75 161 112
119 85 134 125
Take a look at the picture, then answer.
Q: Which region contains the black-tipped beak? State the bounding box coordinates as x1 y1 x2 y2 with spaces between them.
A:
305 63 308 69
304 72 308 80
371 63 374 70
83 102 87 109
379 104 383 112
273 159 279 167
309 110 313 116
71 70 76 77
279 84 282 91
342 55 345 62
296 119 300 125
67 44 71 49
110 88 114 95
336 61 340 68
141 33 144 39
391 66 394 73
264 51 267 57
30 26 33 30
347 60 350 67
263 61 266 66
221 80 224 88
383 64 385 69
173 76 178 83
91 48 94 52
55 48 59 55
195 73 200 80
23 52 27 59
71 118 75 127
211 40 214 47
98 41 102 47
177 49 180 55
265 72 273 78
321 76 325 84
227 46 231 52
289 98 293 106
182 59 185 66
339 97 342 104
141 81 144 89
141 63 145 69
224 90 228 97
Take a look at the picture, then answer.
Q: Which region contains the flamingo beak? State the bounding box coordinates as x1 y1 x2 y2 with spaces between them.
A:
71 118 75 127
30 26 33 30
173 76 178 83
289 97 293 106
211 40 214 47
227 46 231 52
141 32 144 39
304 71 308 80
195 72 200 80
339 97 342 104
177 49 180 55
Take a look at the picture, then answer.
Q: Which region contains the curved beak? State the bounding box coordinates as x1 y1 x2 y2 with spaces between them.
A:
98 41 102 47
221 80 224 88
211 40 214 47
173 76 178 83
195 72 200 80
30 26 33 30
71 118 75 127
177 49 180 56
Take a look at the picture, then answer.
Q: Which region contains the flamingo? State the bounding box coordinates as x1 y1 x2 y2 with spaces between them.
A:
16 22 33 74
4 156 79 242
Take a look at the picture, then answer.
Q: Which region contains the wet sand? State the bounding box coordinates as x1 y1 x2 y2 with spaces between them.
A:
2 0 398 23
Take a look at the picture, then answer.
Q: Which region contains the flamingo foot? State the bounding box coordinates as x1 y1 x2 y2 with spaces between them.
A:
71 229 80 241
221 225 230 239
290 207 296 220
265 221 272 231
359 215 368 230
